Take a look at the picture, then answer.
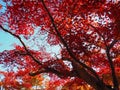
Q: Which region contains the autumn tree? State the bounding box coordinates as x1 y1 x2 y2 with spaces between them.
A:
0 0 120 90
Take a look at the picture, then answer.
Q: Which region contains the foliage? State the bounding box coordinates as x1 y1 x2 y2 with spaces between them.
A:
0 0 120 90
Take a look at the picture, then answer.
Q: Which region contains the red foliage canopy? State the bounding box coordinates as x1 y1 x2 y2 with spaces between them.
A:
0 0 120 90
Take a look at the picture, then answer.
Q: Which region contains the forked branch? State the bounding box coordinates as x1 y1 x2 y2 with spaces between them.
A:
41 0 100 81
0 25 77 78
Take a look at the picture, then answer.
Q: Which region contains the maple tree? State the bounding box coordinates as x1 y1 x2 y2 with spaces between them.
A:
0 0 120 90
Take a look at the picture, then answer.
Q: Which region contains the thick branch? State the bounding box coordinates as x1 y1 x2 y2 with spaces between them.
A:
29 67 77 78
89 23 119 90
0 25 41 65
0 25 77 78
29 68 46 76
0 25 68 77
106 41 119 90
41 0 100 81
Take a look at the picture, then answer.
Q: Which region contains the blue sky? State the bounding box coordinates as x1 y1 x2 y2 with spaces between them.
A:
0 0 17 52
0 0 60 53
0 0 60 64
0 0 61 83
0 30 20 52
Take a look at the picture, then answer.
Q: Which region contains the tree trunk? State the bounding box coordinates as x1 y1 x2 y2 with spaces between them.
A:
72 61 114 90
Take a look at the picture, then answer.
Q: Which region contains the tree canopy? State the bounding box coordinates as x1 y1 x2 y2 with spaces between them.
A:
0 0 120 90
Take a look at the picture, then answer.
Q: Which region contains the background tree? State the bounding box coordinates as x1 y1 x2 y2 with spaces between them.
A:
0 0 120 90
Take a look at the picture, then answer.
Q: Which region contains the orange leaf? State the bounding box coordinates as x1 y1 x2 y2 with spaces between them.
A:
0 4 2 9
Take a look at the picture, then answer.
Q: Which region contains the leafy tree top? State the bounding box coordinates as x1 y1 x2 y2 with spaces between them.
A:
0 0 120 90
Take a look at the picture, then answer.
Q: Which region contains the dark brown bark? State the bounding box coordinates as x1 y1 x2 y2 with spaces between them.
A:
40 0 119 90
106 46 119 90
0 0 119 89
71 60 114 90
40 0 100 81
90 24 119 90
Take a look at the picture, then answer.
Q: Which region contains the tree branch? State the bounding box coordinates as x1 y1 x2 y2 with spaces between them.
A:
0 25 42 65
0 25 80 79
0 25 71 78
89 22 119 90
29 67 77 78
106 40 119 90
40 0 100 81
89 24 107 47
